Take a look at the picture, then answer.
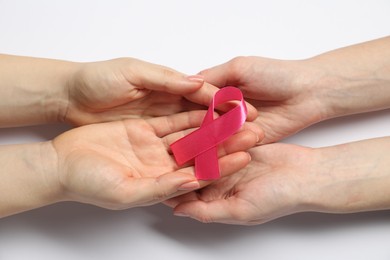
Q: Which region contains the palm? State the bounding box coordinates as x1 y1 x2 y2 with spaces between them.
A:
53 118 178 208
52 111 257 209
171 143 314 225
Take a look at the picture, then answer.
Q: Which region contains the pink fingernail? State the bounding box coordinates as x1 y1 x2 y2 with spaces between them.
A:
187 75 204 83
178 181 200 191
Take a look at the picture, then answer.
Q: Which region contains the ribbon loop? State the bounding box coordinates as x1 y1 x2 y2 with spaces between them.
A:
170 87 247 180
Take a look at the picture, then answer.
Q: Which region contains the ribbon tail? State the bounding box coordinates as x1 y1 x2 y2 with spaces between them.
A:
195 146 219 180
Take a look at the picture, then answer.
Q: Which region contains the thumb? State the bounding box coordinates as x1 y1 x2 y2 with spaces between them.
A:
199 58 241 87
134 60 204 95
124 171 200 207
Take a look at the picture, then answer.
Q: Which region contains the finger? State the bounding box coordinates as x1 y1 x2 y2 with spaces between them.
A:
147 110 207 137
240 121 265 144
162 151 251 200
172 151 251 183
217 130 258 157
199 61 235 88
184 81 218 107
164 191 199 208
165 124 254 170
173 199 244 225
161 110 223 148
121 171 200 207
185 82 258 121
164 121 263 155
217 123 264 156
162 115 262 151
164 126 260 153
196 151 251 188
133 60 204 95
216 151 251 179
244 100 259 121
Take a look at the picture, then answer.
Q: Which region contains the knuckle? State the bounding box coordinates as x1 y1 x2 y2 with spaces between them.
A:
161 68 176 90
152 189 171 201
229 56 247 71
152 178 172 202
226 56 249 82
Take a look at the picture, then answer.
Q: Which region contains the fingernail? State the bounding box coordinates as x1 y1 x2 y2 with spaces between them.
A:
174 212 189 217
247 152 252 161
178 181 200 191
186 74 204 83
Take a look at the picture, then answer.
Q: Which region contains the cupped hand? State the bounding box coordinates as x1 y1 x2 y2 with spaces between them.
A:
167 143 315 225
169 136 390 225
51 111 261 209
200 56 327 143
65 57 257 125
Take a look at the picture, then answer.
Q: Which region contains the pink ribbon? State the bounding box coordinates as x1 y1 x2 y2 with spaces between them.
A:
170 86 247 180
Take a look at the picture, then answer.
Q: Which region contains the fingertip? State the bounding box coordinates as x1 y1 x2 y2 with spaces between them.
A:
245 130 258 147
245 151 252 163
240 122 264 144
173 210 189 218
177 180 200 191
187 74 205 84
249 125 265 145
183 76 205 92
246 104 259 121
219 151 251 177
257 128 265 144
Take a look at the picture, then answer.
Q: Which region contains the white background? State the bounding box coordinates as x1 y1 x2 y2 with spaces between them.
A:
0 1 390 259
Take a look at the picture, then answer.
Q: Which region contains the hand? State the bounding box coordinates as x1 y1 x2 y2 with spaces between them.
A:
166 143 312 225
51 111 261 209
167 137 390 225
199 56 326 144
66 57 258 125
200 37 390 144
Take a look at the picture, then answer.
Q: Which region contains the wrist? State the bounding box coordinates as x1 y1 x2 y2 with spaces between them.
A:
45 60 81 124
38 141 64 204
0 55 81 126
303 38 390 120
299 138 390 213
283 59 330 124
0 141 63 218
302 56 358 120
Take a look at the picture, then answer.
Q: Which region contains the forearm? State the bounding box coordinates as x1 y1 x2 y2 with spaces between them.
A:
0 141 61 218
304 137 390 213
0 54 78 127
306 36 390 119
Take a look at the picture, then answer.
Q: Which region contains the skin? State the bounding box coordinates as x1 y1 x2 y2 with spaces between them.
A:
167 36 390 225
0 111 262 218
169 138 390 225
0 55 258 127
0 54 261 218
196 37 390 144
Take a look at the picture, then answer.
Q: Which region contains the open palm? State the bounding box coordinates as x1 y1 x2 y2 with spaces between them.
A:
52 111 258 209
168 143 315 225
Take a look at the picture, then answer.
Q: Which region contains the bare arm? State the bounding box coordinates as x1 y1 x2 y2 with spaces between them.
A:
0 54 74 126
199 36 390 143
0 54 258 128
0 111 259 218
0 142 60 217
308 36 390 119
168 137 390 225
